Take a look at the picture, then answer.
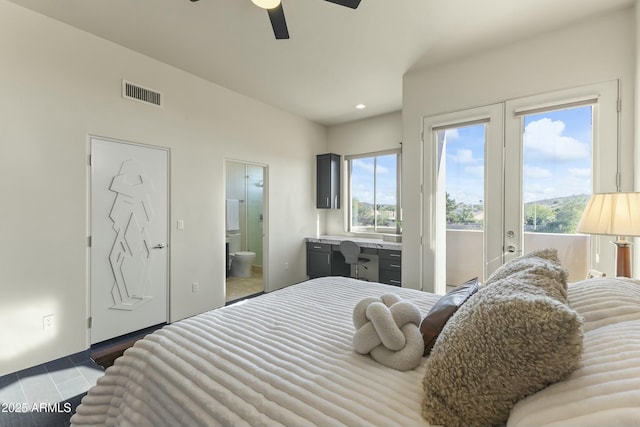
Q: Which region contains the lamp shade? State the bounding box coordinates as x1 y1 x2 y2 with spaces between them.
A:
251 0 281 9
576 192 640 237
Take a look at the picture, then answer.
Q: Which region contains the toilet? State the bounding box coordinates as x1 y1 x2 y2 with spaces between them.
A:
227 232 256 278
230 251 256 277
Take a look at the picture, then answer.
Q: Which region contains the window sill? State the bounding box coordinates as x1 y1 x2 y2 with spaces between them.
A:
348 230 402 242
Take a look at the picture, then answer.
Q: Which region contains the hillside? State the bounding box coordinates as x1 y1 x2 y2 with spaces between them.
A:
447 193 590 234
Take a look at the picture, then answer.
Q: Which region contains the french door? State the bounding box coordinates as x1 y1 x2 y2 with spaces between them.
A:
423 104 504 295
504 81 619 281
423 81 618 294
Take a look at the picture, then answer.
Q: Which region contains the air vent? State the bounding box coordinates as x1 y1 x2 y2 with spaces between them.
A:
122 80 162 107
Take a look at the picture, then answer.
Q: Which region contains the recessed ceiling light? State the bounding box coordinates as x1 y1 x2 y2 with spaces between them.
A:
356 104 366 110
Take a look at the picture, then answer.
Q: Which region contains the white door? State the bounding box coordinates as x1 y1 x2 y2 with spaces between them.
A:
90 137 169 344
504 81 619 280
423 104 504 295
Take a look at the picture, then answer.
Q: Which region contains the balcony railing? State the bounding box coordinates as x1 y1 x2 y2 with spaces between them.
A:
446 229 589 286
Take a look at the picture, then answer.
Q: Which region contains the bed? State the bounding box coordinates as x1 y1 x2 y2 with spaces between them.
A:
71 258 640 427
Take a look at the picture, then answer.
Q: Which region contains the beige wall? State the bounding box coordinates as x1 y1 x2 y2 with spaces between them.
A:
0 1 326 376
325 111 403 236
403 7 636 292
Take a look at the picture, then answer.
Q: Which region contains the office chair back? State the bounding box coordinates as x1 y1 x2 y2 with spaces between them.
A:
339 240 361 264
339 240 369 279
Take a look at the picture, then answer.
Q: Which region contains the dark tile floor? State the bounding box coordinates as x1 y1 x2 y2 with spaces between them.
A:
0 351 104 427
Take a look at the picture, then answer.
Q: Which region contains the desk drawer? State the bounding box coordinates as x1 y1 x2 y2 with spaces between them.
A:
306 242 331 253
379 269 401 287
379 249 401 261
379 257 402 272
379 249 401 286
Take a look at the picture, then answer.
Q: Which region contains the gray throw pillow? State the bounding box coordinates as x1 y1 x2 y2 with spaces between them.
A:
421 249 583 427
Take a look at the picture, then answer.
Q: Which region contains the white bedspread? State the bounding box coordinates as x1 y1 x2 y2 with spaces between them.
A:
71 277 440 427
508 278 640 427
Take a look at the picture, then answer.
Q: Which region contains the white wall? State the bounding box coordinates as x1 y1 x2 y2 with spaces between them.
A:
325 111 403 235
0 1 326 376
403 7 636 292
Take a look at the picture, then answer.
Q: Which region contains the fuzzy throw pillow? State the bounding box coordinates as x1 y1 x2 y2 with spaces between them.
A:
421 249 584 427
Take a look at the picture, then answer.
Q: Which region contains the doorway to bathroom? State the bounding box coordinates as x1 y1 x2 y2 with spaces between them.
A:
225 160 266 302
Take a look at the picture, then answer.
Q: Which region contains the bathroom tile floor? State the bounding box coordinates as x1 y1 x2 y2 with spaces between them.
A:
0 351 104 427
226 269 264 302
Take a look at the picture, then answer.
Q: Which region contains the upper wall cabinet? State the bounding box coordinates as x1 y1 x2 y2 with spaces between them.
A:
316 153 341 209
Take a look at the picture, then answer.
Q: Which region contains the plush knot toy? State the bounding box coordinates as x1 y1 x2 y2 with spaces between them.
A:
352 294 424 371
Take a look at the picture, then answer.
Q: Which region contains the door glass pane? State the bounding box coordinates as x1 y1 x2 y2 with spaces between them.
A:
521 105 593 280
440 123 486 287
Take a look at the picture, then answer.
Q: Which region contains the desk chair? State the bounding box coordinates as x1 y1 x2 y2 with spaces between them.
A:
339 240 369 280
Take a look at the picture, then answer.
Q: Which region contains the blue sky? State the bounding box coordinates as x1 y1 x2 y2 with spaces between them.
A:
445 106 592 204
351 154 397 205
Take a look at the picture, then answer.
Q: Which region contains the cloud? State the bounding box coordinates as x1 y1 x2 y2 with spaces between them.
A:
464 165 484 177
352 158 389 175
569 167 591 177
448 148 477 165
524 165 552 179
445 129 460 140
524 118 589 161
352 158 374 174
523 185 558 203
447 183 484 204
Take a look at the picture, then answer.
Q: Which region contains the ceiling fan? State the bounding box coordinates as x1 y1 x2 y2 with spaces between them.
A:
190 0 362 40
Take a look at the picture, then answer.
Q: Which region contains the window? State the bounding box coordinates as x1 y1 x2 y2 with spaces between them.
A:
521 105 593 235
442 122 487 232
346 149 401 234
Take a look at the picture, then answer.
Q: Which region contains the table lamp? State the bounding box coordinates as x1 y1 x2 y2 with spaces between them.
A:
576 192 640 277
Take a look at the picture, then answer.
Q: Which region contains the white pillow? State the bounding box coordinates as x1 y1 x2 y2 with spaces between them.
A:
508 278 640 427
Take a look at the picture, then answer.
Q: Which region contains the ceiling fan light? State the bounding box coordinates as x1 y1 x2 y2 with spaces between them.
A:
251 0 281 9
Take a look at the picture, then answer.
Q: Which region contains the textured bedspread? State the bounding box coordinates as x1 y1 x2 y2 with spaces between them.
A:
508 278 640 427
71 277 440 427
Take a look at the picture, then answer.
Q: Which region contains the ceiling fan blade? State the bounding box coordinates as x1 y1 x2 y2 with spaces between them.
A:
267 4 290 39
324 0 361 9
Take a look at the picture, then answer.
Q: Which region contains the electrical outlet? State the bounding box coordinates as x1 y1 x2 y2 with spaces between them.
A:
192 282 199 293
43 314 55 331
284 262 289 271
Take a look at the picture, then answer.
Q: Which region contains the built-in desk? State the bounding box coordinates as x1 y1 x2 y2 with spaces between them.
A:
305 236 402 286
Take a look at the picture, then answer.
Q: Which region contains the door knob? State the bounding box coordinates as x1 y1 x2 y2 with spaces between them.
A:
152 243 166 249
507 245 516 253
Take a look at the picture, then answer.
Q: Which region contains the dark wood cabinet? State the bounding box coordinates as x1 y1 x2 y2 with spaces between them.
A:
306 241 401 286
306 242 332 278
378 249 402 286
306 242 351 278
316 153 340 209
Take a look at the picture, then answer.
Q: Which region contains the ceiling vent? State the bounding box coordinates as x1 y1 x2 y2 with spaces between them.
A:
122 80 162 107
